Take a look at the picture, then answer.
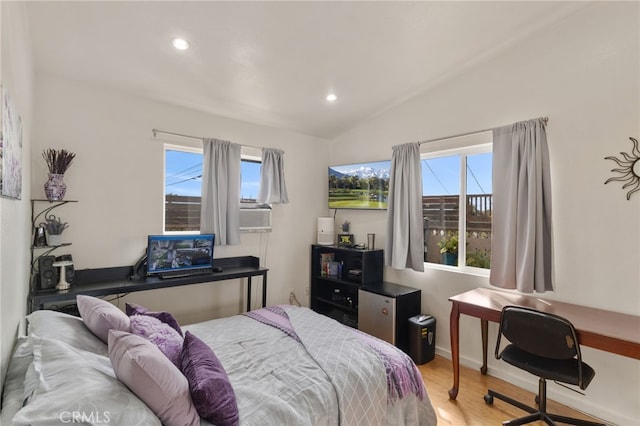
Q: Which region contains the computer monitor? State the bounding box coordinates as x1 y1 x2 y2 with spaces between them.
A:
146 234 215 275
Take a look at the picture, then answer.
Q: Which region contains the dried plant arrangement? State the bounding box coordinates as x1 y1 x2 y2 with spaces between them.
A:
42 148 76 175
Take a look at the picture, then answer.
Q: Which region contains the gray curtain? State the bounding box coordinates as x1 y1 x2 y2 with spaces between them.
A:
385 142 424 272
257 148 289 204
200 138 241 245
490 118 553 293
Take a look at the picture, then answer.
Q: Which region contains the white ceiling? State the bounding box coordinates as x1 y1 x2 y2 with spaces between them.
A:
26 1 587 139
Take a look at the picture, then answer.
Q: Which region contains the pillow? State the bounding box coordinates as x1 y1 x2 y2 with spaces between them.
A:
108 330 199 426
181 331 239 426
130 314 184 367
27 309 108 355
126 302 183 336
77 295 130 343
12 335 161 426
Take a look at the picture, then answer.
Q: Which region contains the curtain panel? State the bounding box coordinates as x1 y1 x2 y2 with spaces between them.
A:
385 142 425 272
200 138 241 245
490 118 553 293
257 148 289 204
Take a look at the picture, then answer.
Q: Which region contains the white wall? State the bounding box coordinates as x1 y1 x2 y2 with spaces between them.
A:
330 3 639 425
31 73 328 324
0 2 33 386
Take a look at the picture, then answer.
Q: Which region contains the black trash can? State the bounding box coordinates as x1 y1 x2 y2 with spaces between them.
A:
408 315 436 365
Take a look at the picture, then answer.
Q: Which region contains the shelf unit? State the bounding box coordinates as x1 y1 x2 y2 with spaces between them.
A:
30 199 77 284
310 244 384 328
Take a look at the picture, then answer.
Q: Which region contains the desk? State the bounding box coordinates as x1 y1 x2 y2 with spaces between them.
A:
448 287 640 400
30 256 268 313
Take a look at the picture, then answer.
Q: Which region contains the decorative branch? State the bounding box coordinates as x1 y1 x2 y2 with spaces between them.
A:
42 148 76 175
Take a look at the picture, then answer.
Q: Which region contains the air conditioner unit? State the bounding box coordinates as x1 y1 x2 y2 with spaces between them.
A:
240 206 272 232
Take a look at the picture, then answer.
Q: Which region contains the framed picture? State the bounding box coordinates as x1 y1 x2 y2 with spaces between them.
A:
0 86 23 200
338 233 354 247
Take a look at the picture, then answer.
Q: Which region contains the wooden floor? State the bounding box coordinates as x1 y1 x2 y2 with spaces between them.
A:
417 355 605 425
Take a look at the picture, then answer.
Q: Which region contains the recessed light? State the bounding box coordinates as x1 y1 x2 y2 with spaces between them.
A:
326 93 338 102
172 38 190 50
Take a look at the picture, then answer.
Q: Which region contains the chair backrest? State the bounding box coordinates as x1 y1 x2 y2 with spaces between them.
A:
498 305 580 360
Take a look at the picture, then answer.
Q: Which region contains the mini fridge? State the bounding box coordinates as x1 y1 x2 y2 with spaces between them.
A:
358 282 421 353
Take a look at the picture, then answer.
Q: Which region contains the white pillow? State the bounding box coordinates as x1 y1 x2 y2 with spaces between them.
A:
108 330 199 426
77 295 130 343
12 335 161 426
27 309 107 355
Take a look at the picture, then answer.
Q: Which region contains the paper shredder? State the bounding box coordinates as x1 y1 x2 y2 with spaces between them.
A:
408 315 436 364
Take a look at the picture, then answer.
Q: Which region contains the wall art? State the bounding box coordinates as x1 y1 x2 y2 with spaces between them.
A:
0 86 23 199
604 137 640 200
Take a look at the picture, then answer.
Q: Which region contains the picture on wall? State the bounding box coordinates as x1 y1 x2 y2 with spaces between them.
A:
329 160 390 209
0 86 23 200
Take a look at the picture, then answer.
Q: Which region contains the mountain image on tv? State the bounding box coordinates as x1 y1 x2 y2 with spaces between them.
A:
329 161 390 209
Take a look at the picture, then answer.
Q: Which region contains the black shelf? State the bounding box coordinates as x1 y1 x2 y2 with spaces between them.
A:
30 200 77 280
310 244 384 328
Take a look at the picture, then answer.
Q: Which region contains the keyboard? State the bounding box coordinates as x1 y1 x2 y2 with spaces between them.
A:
158 268 213 280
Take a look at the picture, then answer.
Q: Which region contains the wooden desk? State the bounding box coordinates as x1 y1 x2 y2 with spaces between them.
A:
448 287 640 399
30 256 268 313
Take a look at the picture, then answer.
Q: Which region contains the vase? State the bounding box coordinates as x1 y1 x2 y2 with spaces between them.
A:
47 234 63 247
442 252 458 266
44 174 66 201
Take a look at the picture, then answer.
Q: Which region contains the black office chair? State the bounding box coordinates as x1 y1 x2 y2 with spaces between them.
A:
484 305 605 426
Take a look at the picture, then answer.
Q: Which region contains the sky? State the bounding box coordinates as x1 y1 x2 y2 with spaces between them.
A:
329 154 492 196
165 149 261 199
166 150 492 199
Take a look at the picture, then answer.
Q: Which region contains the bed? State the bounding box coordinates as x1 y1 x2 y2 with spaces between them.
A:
1 296 437 426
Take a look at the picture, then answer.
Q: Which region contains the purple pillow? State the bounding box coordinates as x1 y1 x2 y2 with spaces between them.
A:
76 295 130 343
130 314 183 367
125 302 183 336
108 330 199 426
181 331 239 426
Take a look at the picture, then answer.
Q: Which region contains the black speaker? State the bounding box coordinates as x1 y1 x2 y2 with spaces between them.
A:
56 254 75 285
38 255 58 290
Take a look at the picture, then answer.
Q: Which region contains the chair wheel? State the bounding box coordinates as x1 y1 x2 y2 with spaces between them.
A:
484 394 494 405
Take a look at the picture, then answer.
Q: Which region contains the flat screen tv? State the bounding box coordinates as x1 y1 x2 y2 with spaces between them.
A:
146 234 215 275
329 160 391 209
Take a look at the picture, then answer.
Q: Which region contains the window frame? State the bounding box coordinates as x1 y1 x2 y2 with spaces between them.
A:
163 144 263 234
420 132 492 276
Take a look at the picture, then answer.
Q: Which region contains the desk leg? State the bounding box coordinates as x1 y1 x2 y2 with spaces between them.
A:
261 273 267 308
449 301 460 400
481 319 488 375
247 277 252 312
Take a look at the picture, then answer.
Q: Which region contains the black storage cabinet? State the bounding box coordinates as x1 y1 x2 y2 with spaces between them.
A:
408 315 436 364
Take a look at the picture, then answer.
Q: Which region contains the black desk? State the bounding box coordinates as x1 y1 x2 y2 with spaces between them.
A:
29 256 268 313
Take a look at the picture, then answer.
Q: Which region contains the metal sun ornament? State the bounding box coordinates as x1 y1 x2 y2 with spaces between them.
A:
604 137 640 200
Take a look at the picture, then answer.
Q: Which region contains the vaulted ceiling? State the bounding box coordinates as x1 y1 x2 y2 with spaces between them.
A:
26 1 586 138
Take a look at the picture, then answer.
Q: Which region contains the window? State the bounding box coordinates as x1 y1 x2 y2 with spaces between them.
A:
421 134 492 271
163 145 262 233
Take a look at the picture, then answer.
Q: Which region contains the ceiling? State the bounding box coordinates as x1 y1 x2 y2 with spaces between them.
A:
25 1 586 139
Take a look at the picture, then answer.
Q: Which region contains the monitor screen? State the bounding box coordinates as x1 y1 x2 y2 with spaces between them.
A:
146 234 215 275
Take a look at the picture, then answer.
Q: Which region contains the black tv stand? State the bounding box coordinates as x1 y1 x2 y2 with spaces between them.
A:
29 256 267 313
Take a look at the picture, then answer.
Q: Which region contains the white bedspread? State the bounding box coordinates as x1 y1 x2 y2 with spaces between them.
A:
185 306 437 426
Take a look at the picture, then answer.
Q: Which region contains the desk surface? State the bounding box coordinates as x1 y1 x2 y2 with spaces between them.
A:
450 287 640 358
30 256 268 310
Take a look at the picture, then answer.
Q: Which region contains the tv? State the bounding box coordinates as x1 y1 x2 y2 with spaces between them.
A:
329 160 391 209
146 234 215 275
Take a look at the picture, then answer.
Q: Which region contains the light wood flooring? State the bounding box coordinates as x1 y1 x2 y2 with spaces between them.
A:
417 355 606 425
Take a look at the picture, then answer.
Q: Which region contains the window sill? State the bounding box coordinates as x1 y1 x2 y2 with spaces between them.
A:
424 262 490 278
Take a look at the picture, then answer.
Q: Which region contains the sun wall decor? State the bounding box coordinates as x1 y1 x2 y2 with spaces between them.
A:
604 137 640 200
